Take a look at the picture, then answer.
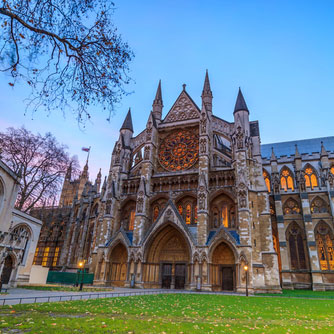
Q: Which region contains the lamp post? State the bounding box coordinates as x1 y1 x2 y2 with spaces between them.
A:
78 260 84 291
244 265 249 297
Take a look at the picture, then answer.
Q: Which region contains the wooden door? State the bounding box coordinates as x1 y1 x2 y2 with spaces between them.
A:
175 264 186 289
161 263 172 289
1 256 13 284
222 267 234 291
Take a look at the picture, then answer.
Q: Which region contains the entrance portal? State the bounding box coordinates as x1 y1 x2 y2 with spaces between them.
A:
1 255 13 284
144 225 190 289
211 242 235 291
109 243 128 287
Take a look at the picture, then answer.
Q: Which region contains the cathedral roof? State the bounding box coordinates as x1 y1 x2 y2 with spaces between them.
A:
261 136 334 159
234 88 249 113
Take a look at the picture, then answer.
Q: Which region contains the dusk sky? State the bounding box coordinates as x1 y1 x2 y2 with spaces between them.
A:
0 0 333 181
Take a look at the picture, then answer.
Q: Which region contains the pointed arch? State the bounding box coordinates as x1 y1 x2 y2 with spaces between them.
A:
286 222 307 270
315 221 334 270
283 198 301 215
304 164 318 189
310 196 329 214
280 166 294 191
210 193 236 229
108 241 128 286
263 169 271 192
175 195 197 225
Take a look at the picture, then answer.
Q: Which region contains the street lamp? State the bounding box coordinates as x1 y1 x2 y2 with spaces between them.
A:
244 265 249 297
78 260 85 291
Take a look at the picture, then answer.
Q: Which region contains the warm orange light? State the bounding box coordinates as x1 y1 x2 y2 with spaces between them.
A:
244 265 248 271
78 261 84 268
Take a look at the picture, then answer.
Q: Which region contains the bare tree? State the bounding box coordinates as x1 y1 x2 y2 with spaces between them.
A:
0 1 133 123
0 127 80 212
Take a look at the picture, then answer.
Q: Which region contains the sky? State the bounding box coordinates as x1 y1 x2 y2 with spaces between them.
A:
0 0 334 181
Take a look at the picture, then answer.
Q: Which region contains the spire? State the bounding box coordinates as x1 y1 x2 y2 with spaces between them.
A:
120 108 133 132
234 88 249 114
95 168 102 192
65 162 72 180
152 80 163 123
294 144 301 159
202 69 212 97
270 147 277 161
321 141 328 157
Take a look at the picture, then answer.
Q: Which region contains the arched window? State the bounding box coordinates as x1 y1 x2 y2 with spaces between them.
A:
310 197 328 214
283 198 301 215
210 194 236 229
316 222 334 270
178 205 183 216
128 210 135 231
286 222 307 270
304 166 318 189
42 247 50 267
120 200 136 231
280 167 294 191
263 170 271 192
153 206 159 221
176 196 197 225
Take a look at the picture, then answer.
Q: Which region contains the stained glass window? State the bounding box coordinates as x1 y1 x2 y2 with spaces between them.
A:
221 205 228 227
33 247 39 265
311 197 328 213
153 206 159 221
316 222 334 270
178 205 183 216
331 166 334 175
281 168 294 191
305 167 318 189
283 199 300 215
263 170 271 192
158 130 199 171
129 210 135 230
185 204 191 224
53 247 60 267
194 206 198 224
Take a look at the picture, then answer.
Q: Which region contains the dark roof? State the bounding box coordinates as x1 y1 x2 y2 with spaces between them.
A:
261 136 334 159
234 88 249 113
120 109 133 132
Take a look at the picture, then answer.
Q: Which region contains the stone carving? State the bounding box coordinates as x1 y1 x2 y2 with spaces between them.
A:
297 170 306 192
198 192 206 210
200 138 207 154
146 121 152 141
238 183 248 208
200 112 207 133
235 126 244 149
272 173 280 194
144 146 150 160
164 92 199 123
114 143 121 163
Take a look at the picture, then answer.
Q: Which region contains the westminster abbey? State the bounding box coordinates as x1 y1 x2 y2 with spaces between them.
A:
32 72 334 292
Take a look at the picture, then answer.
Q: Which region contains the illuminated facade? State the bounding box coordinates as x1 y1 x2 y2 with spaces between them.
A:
45 72 334 292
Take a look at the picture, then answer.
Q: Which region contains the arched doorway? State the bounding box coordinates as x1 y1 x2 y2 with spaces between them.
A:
1 255 13 284
211 242 235 291
144 225 190 289
109 243 128 287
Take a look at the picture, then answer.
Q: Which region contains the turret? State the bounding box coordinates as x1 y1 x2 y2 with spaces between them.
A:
95 168 102 193
201 70 212 113
120 108 134 146
152 80 163 123
233 88 250 136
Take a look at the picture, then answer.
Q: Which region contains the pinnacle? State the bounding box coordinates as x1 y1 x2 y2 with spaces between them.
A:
153 80 163 105
120 108 133 132
234 88 249 113
202 69 212 96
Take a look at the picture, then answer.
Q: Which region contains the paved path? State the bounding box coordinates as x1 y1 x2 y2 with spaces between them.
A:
0 287 244 306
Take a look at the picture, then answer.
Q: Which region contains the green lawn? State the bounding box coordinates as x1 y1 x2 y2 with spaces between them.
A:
0 294 333 333
17 285 113 292
257 289 334 299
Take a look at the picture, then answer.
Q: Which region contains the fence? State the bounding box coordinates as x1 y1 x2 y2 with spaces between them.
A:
47 271 94 285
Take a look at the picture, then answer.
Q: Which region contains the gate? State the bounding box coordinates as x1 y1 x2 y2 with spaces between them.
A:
1 256 13 284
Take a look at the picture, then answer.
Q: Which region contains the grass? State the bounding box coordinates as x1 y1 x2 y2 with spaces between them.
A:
0 293 334 333
17 285 113 292
256 289 334 299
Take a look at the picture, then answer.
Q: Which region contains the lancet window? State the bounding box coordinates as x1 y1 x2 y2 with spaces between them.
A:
304 166 318 189
263 169 271 192
151 198 168 223
120 200 136 231
315 222 334 271
280 167 294 191
331 166 334 176
283 198 301 215
310 197 328 214
210 194 236 229
176 196 197 225
286 222 307 270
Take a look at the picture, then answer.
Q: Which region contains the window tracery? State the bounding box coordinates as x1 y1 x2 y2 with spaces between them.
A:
120 200 136 231
263 170 271 192
280 167 294 191
283 198 301 215
150 198 167 223
176 196 197 225
210 194 236 229
158 129 199 171
310 197 328 214
304 166 318 189
287 222 307 270
316 222 334 270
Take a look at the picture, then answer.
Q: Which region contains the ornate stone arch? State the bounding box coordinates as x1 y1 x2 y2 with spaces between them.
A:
279 166 295 191
209 192 236 229
303 163 319 189
263 168 271 192
314 220 334 271
0 176 6 214
310 196 329 214
282 198 301 215
208 236 239 264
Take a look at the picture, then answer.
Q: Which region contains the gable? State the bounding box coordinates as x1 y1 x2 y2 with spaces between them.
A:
163 90 201 123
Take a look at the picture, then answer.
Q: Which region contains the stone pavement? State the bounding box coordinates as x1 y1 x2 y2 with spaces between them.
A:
0 287 244 306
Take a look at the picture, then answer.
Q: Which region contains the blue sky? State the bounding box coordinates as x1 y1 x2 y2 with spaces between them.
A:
0 0 333 180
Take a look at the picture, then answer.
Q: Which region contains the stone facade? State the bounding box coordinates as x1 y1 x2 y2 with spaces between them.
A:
34 73 334 292
0 160 42 287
